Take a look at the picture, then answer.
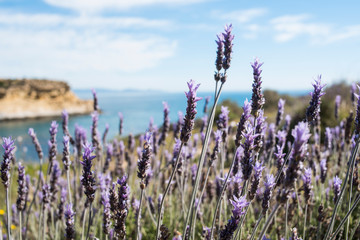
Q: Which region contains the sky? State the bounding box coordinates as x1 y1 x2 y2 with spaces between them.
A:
0 0 360 92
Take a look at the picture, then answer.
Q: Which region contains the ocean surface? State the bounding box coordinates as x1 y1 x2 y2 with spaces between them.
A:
0 89 308 162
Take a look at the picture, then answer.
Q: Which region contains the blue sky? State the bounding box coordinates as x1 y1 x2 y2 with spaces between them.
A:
0 0 359 92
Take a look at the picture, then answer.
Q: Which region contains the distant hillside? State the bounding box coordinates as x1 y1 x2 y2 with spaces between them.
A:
0 79 93 121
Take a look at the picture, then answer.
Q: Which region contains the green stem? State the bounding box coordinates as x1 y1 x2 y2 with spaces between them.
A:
285 200 289 239
257 204 280 240
25 158 43 239
156 143 184 239
136 188 144 240
209 147 238 239
81 207 88 240
303 204 308 240
183 83 224 237
249 213 263 240
67 169 72 205
329 194 360 240
86 203 93 240
324 140 360 239
6 188 11 240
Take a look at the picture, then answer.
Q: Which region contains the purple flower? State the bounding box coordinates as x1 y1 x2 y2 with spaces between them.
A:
249 161 264 200
251 58 265 117
306 75 326 123
48 121 58 169
333 175 342 204
280 122 311 202
276 98 285 127
118 112 123 136
57 188 67 221
354 85 360 139
292 122 311 159
28 128 43 160
302 168 313 203
335 95 341 119
62 136 71 171
91 111 100 153
324 127 332 151
217 106 230 142
114 176 129 239
241 124 257 180
81 143 97 203
1 137 15 188
352 82 357 105
137 132 152 186
75 125 87 158
64 203 75 240
262 174 275 214
103 143 113 173
283 114 292 133
42 184 51 209
222 24 234 71
173 111 184 139
158 102 170 146
210 130 222 166
265 123 276 152
180 80 202 143
62 110 74 144
191 164 197 186
92 88 99 111
50 160 61 202
16 162 28 211
204 96 211 114
219 196 249 240
215 33 224 72
320 159 327 184
235 99 252 147
102 191 111 235
102 123 109 144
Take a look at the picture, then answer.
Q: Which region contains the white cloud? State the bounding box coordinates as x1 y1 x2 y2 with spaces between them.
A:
0 12 177 84
271 14 360 44
44 0 206 13
218 8 267 23
0 12 171 29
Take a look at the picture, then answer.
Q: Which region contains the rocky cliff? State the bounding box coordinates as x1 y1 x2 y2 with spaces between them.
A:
0 79 93 120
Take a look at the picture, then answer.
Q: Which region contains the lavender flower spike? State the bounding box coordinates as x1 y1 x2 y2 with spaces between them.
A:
115 176 129 239
276 98 285 127
62 136 71 171
262 174 275 214
215 33 224 72
219 196 249 240
62 110 74 144
28 128 43 160
241 123 258 180
64 203 75 240
251 58 265 117
137 131 153 188
305 75 326 123
1 137 15 188
180 80 202 143
118 112 123 136
16 162 28 211
354 85 360 139
158 102 170 146
249 161 264 200
333 175 342 204
302 168 313 203
102 191 111 235
235 99 252 147
81 142 97 203
222 23 234 71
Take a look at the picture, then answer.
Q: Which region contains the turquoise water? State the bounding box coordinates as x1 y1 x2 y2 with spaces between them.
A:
0 89 307 162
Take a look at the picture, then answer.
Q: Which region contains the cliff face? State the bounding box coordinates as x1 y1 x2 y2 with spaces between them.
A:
0 79 93 120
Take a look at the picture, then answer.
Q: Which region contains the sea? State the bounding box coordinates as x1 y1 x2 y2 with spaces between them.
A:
0 89 308 162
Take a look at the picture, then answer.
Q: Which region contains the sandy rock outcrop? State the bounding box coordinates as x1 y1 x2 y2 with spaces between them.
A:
0 79 93 120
